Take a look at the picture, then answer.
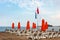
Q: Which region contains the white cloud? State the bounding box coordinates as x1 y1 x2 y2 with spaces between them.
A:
6 0 44 11
49 11 60 25
51 13 60 20
0 0 60 26
51 11 60 20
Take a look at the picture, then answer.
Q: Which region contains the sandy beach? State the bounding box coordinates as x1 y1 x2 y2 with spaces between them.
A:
0 32 27 40
0 32 60 40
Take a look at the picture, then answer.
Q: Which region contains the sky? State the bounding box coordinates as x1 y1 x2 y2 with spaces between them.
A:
0 0 60 27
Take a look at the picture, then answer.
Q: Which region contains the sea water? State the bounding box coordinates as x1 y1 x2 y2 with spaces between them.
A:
0 26 60 32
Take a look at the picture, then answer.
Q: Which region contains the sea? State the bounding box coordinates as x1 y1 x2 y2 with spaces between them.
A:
0 26 60 32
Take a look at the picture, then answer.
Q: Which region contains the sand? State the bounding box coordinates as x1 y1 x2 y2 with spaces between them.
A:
0 32 60 40
0 32 27 40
